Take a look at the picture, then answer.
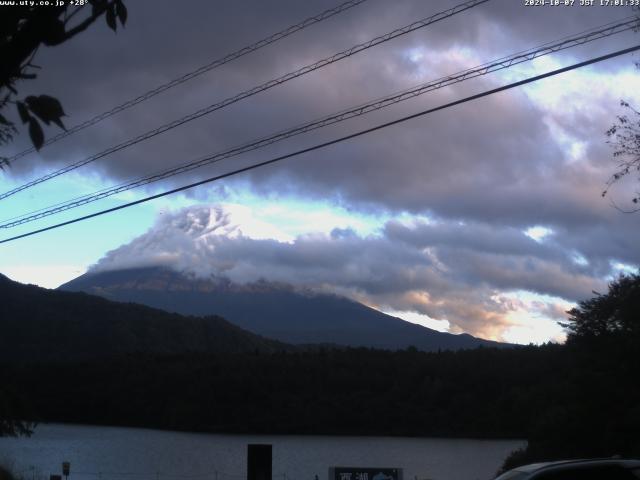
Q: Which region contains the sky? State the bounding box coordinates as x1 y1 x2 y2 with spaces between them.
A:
1 0 639 344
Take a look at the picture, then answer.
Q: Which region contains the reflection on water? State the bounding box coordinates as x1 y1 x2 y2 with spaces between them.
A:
0 424 525 480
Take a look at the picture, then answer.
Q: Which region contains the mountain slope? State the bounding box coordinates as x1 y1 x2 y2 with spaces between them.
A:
60 267 507 351
0 273 287 362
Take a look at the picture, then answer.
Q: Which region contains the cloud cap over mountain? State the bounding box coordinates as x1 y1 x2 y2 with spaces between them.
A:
92 204 625 343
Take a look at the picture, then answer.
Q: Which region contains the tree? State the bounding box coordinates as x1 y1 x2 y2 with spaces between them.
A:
0 0 127 168
604 101 640 211
602 12 640 211
563 274 640 341
0 0 127 437
0 385 35 437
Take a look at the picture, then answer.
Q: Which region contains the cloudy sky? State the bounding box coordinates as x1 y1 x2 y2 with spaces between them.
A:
1 0 639 344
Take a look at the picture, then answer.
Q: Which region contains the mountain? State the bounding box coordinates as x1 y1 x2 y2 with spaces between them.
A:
60 267 507 351
0 273 287 362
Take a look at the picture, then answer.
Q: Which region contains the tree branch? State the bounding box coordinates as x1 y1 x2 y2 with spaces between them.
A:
52 1 116 45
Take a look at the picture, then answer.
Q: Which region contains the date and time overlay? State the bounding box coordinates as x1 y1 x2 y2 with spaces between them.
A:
525 0 639 6
0 0 638 7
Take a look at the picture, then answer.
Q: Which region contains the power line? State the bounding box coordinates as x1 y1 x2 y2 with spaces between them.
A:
2 16 636 229
2 44 638 245
6 0 370 163
4 16 634 226
0 0 490 201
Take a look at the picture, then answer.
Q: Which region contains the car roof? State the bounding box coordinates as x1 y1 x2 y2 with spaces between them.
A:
513 458 640 474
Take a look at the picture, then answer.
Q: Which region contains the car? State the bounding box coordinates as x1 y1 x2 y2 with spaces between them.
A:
495 458 640 479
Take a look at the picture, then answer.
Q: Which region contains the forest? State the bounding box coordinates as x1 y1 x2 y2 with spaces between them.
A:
0 275 638 473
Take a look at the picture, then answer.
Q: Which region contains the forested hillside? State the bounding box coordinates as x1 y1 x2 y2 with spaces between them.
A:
0 274 287 362
1 274 638 476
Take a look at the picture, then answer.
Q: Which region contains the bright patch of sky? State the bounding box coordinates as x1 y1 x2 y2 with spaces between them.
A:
502 321 565 346
571 251 589 266
405 47 424 64
222 191 383 239
1 265 86 289
520 57 640 109
397 36 640 171
0 172 154 287
524 225 553 242
610 261 639 277
401 44 480 81
382 309 451 333
381 290 570 345
491 290 571 345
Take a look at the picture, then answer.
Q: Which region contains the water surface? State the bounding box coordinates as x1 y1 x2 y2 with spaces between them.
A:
0 424 524 480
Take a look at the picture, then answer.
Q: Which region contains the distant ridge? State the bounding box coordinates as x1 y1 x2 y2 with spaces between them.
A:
61 266 509 352
0 273 288 362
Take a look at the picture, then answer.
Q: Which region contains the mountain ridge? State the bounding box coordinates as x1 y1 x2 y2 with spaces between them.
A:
60 266 509 351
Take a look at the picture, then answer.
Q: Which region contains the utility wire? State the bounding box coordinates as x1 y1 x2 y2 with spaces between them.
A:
1 44 638 245
6 0 370 163
2 16 636 229
0 0 490 201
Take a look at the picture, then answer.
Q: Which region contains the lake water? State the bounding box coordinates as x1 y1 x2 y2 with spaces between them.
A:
0 424 525 480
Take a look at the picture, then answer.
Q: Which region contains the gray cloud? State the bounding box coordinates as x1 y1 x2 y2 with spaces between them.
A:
93 205 617 341
4 0 635 194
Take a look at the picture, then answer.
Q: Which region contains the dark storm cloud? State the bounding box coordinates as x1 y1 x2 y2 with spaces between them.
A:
4 0 634 185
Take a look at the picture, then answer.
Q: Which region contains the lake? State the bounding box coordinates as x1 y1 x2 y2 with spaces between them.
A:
0 424 525 480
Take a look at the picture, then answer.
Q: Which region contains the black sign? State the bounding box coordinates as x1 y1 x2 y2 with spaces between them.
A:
247 444 272 480
330 467 402 480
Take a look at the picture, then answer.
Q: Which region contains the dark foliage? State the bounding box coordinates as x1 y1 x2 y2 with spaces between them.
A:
604 98 640 210
1 274 639 475
0 272 285 437
2 346 552 438
0 385 35 437
0 465 17 480
0 274 288 363
2 336 639 470
0 0 126 162
500 275 640 473
564 274 640 341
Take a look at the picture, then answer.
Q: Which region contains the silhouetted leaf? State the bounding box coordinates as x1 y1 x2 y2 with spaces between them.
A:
89 0 107 16
106 3 117 31
42 18 66 46
0 113 10 126
115 0 127 26
16 102 30 124
25 95 66 130
28 118 44 150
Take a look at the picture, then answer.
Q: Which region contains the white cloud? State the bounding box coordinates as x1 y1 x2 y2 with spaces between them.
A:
524 226 553 242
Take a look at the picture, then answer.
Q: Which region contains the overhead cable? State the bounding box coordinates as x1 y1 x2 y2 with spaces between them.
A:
6 0 370 162
2 16 636 229
2 44 638 245
0 0 490 200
